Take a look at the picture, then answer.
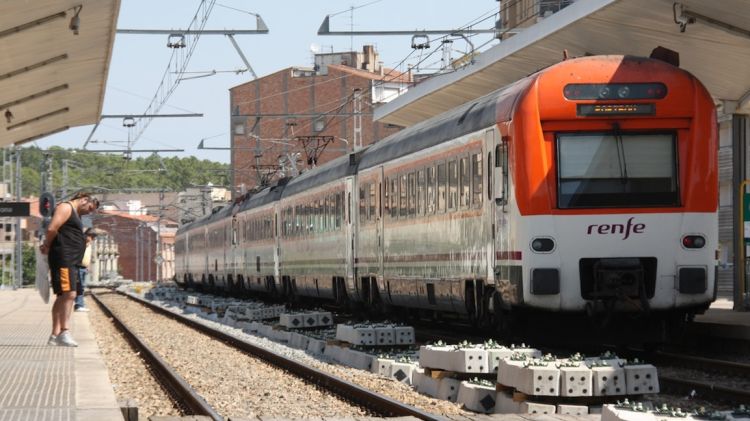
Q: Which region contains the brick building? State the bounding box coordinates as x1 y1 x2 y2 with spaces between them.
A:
93 210 177 282
229 45 411 192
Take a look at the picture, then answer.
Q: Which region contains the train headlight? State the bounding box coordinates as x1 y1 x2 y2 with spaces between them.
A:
531 237 555 253
682 235 706 249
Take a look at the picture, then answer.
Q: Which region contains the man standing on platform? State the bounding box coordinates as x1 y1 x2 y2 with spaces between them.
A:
40 192 99 347
74 228 97 312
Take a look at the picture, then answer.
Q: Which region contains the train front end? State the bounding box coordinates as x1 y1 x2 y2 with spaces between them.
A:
503 55 717 320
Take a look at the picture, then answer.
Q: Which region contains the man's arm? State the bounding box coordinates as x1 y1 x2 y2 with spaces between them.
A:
39 203 72 255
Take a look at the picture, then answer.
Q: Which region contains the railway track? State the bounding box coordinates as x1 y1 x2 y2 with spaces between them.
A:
91 292 223 420
625 349 750 405
111 290 447 421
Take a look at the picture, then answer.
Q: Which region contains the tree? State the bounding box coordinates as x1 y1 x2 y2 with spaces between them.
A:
22 244 36 286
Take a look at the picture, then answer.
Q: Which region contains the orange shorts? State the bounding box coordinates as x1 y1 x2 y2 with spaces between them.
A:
50 266 80 295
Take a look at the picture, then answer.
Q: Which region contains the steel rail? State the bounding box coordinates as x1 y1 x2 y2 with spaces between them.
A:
649 351 750 378
658 375 750 404
91 292 224 421
119 291 447 421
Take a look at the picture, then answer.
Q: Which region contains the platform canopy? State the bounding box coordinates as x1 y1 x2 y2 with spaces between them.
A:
0 0 120 147
375 0 750 127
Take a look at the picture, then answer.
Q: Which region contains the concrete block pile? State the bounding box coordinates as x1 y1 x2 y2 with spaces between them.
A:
335 323 415 346
601 402 750 421
279 310 334 329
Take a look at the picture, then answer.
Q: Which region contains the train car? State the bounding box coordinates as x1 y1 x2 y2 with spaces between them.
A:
175 54 717 336
276 155 358 302
234 181 287 294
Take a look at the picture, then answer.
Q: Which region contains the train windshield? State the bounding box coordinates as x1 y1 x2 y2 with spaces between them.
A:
557 132 679 208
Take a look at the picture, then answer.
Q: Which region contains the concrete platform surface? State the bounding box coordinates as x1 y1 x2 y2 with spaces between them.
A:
0 287 122 421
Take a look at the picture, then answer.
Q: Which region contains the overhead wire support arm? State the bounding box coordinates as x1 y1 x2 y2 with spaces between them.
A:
226 34 257 79
116 29 268 35
317 15 497 36
100 113 204 118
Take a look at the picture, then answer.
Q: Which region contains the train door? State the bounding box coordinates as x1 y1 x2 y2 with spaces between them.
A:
488 127 515 311
377 166 386 299
202 226 209 285
230 216 239 287
345 177 357 298
273 208 280 288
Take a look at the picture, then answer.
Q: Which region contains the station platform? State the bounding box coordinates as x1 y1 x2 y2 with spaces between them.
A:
0 287 123 421
691 298 750 341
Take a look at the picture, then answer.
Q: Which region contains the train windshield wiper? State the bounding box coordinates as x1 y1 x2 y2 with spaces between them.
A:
613 123 629 184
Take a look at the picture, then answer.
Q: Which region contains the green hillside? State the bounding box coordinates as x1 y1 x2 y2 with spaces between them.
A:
15 146 230 197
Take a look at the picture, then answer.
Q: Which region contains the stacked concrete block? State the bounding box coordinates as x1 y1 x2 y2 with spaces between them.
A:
436 377 462 402
591 360 626 396
452 345 489 373
393 326 415 344
518 359 560 396
306 338 326 355
390 360 418 384
345 349 375 371
485 346 514 373
457 381 497 413
418 344 454 371
521 401 556 415
418 342 488 373
509 344 543 359
558 405 589 416
335 324 377 345
496 357 526 390
323 343 344 362
279 313 305 329
371 355 395 376
559 360 593 397
624 361 659 395
288 332 310 350
601 403 656 421
494 391 522 414
414 372 441 398
374 325 395 345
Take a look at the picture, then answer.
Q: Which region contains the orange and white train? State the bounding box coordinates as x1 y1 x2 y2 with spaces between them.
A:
175 55 718 335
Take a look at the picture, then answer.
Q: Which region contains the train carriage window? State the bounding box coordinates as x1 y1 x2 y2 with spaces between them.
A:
459 156 470 208
417 169 426 216
437 163 447 212
471 152 484 205
427 166 436 214
359 185 367 222
325 196 331 230
390 178 398 219
320 198 326 232
495 143 509 204
369 183 376 221
557 132 679 208
335 193 342 229
409 172 417 218
384 180 390 217
448 159 458 211
400 174 408 218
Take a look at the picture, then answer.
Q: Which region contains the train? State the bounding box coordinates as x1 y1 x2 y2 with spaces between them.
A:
175 55 718 339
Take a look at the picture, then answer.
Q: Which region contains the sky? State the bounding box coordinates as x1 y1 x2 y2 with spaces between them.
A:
33 0 501 163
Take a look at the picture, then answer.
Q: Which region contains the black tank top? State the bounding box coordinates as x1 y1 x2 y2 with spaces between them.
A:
48 202 85 267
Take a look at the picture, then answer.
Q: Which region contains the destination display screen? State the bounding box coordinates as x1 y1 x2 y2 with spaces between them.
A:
577 103 656 116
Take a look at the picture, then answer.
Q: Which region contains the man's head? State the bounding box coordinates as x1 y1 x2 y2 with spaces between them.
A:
71 192 99 215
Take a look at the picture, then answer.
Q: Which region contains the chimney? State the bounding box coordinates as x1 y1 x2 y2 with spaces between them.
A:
363 45 376 72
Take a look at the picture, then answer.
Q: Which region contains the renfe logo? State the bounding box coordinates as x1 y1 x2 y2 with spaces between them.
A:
586 217 645 240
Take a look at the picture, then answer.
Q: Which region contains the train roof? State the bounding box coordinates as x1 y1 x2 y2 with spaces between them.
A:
238 178 289 212
177 202 234 235
358 76 533 171
281 152 361 198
